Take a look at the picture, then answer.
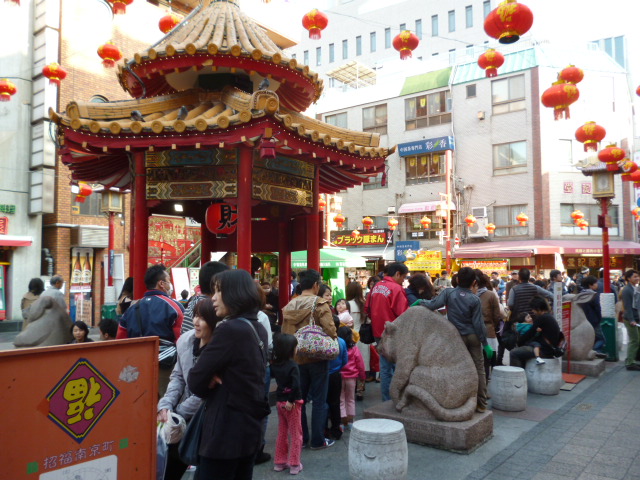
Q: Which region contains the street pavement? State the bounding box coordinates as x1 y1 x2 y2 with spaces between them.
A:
2 329 639 480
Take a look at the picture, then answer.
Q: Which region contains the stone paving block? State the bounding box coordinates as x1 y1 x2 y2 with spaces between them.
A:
577 474 625 480
590 453 633 469
583 461 629 479
532 473 575 480
567 436 608 448
541 461 586 477
558 444 601 458
551 453 592 467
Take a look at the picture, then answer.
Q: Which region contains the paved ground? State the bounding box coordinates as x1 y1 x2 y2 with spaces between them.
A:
3 328 638 480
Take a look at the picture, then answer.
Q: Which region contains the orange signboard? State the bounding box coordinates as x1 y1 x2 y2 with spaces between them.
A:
0 338 158 479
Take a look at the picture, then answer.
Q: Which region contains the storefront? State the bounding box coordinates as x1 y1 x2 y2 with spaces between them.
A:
0 235 34 321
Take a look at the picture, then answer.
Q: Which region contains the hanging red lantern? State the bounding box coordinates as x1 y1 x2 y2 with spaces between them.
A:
637 85 640 97
393 30 420 60
570 210 584 222
0 79 17 102
516 212 528 226
362 216 374 231
333 213 345 229
387 218 399 231
97 42 122 68
74 183 93 203
420 216 432 230
559 65 584 85
575 121 606 152
576 218 589 231
159 13 181 34
632 207 640 218
302 9 328 40
484 0 533 44
107 0 133 14
541 80 579 120
629 170 640 186
352 229 360 238
486 223 496 234
5 0 19 5
318 197 326 212
477 49 505 77
206 203 238 236
598 143 626 171
465 215 477 227
42 63 67 86
619 159 638 181
259 136 277 160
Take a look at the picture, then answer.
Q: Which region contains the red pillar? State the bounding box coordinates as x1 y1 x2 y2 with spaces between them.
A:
133 151 149 299
601 198 611 294
278 220 291 316
108 211 115 287
445 149 453 274
200 222 214 266
237 148 253 273
307 165 321 271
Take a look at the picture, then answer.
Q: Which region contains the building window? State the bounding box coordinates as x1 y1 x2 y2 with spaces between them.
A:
431 15 438 36
593 35 626 69
466 44 474 55
493 141 527 174
466 84 476 98
342 39 348 59
385 27 391 48
362 104 387 134
325 112 348 128
558 139 576 168
493 205 528 237
415 19 422 39
405 153 446 185
399 23 406 31
492 74 525 114
291 53 297 60
329 43 335 63
316 47 322 66
483 0 491 18
356 35 362 56
90 95 109 103
370 32 376 52
560 203 619 236
448 10 455 32
405 212 442 239
303 50 309 65
432 52 439 57
405 91 452 130
449 48 456 63
72 192 103 216
363 169 387 190
465 5 473 28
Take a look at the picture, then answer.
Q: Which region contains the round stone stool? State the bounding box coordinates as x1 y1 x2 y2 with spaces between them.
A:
349 419 408 480
525 357 563 395
489 366 527 411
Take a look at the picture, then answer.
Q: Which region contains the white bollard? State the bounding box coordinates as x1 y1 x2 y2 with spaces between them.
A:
525 357 563 395
489 366 527 412
349 419 408 480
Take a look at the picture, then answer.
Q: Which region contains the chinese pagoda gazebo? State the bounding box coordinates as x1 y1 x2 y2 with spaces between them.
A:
50 0 390 306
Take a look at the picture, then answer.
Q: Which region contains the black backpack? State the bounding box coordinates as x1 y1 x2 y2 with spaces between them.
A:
501 320 519 351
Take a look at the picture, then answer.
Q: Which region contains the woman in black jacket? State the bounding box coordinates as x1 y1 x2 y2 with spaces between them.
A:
187 269 270 480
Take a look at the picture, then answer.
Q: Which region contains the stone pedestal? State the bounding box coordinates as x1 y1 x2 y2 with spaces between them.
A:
349 419 408 480
364 401 493 454
562 358 605 377
525 357 563 395
489 366 527 412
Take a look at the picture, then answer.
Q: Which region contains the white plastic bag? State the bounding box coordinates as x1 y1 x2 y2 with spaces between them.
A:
157 423 168 480
163 412 187 445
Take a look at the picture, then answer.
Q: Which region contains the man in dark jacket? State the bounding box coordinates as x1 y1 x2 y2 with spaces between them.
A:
621 269 640 371
508 268 554 320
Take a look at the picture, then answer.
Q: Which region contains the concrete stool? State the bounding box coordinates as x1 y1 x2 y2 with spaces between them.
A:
349 419 408 480
489 366 527 411
525 357 563 395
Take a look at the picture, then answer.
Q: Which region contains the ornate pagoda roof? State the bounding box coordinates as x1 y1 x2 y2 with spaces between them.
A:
118 0 321 112
50 87 392 193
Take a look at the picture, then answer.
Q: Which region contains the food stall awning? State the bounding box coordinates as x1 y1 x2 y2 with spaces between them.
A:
454 240 640 259
0 235 33 247
291 248 366 269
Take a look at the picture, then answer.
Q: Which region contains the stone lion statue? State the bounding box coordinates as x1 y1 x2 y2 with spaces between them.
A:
378 307 478 422
563 293 597 361
14 297 73 348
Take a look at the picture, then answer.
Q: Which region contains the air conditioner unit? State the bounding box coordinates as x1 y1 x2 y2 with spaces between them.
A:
468 217 489 238
471 206 487 218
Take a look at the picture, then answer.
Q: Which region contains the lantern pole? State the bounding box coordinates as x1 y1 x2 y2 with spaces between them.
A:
600 197 611 294
237 147 253 273
132 151 149 299
307 166 321 271
445 149 452 274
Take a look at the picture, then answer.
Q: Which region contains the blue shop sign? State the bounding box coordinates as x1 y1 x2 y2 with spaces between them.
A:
396 241 420 262
397 136 455 157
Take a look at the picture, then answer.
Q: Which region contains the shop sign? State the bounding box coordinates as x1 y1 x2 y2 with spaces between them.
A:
460 259 508 275
0 204 15 214
398 136 454 157
331 229 392 247
0 217 7 235
405 250 442 272
396 241 420 262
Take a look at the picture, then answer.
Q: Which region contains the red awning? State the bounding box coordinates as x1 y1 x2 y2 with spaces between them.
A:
0 235 33 247
455 240 640 259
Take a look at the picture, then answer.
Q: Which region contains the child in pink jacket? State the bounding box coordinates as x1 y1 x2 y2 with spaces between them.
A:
338 326 366 429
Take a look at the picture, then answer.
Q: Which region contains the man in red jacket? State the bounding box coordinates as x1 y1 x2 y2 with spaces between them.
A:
365 262 409 401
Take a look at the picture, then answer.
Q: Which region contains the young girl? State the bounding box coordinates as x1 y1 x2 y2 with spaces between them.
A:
270 333 304 475
515 312 545 365
70 321 93 344
338 326 365 430
336 298 360 343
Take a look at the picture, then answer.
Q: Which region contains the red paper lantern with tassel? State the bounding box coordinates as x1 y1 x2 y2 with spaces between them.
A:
484 0 533 44
387 218 399 231
302 9 329 40
486 223 496 234
0 79 17 102
333 214 345 229
598 144 626 171
393 30 420 60
107 0 133 14
571 210 584 222
362 216 374 231
159 13 181 34
559 65 584 84
206 202 238 236
575 121 606 152
516 212 528 226
318 197 326 212
97 42 122 68
352 229 360 239
465 215 477 227
477 49 505 77
420 216 432 229
541 80 579 120
42 63 67 86
576 219 589 231
619 159 638 181
629 170 640 186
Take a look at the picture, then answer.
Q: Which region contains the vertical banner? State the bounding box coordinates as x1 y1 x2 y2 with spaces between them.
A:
70 247 94 325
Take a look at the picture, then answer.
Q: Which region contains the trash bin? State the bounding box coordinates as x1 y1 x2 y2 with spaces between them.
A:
101 303 118 321
601 317 618 362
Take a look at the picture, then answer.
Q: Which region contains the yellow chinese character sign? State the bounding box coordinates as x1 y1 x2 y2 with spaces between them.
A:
47 359 119 443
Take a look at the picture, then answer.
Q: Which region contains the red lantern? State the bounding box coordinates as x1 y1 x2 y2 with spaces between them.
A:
352 229 360 238
387 218 399 231
598 144 626 171
619 159 638 180
318 197 326 212
393 30 420 60
362 216 374 231
107 0 133 14
559 65 584 85
206 203 238 236
632 207 640 218
159 13 181 34
0 79 17 102
541 80 579 120
486 223 496 234
575 121 606 152
484 0 533 44
420 216 432 230
302 9 328 40
259 136 276 159
477 49 505 77
465 215 477 227
5 0 19 5
97 42 122 68
75 195 86 203
516 212 528 226
333 213 345 229
576 218 589 231
570 210 584 222
629 170 640 186
75 183 93 203
637 85 640 97
42 63 67 86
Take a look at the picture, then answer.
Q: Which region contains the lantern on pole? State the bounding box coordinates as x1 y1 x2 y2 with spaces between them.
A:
387 218 399 231
598 143 626 172
107 0 133 14
619 159 638 181
483 0 533 44
393 30 420 60
159 13 181 34
465 215 477 227
42 63 67 86
362 216 374 231
541 80 579 120
97 42 123 68
333 213 345 229
0 79 17 102
486 223 496 234
302 9 328 40
318 196 326 211
420 216 432 229
559 65 584 85
575 121 606 152
516 212 528 226
477 49 505 77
